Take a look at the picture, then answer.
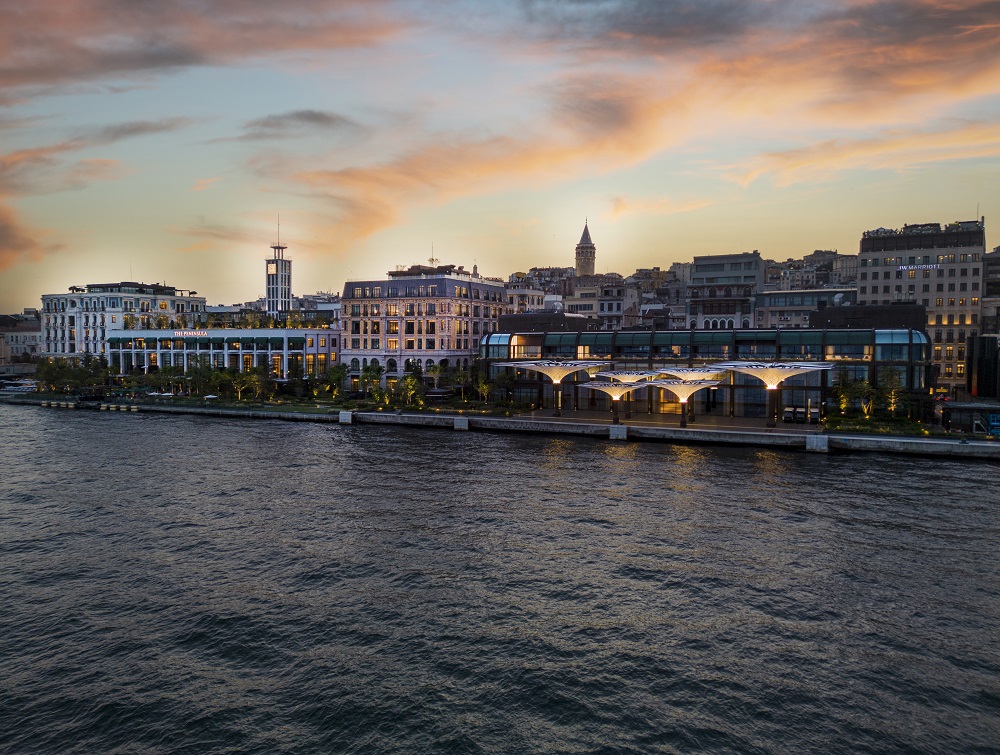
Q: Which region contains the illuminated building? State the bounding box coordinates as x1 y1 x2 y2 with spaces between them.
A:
857 218 985 396
482 327 931 420
340 263 513 388
104 328 337 378
41 283 206 361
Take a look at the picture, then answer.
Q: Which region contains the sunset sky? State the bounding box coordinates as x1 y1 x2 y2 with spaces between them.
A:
2 0 999 312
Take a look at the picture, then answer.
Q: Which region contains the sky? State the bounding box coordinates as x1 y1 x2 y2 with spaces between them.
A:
2 0 1000 311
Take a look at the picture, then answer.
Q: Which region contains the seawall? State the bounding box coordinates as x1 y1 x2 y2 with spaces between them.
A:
4 396 999 460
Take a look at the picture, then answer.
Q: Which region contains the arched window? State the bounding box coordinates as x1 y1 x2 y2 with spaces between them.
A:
709 288 717 298
743 287 752 296
462 358 469 370
690 321 697 329
350 358 360 371
742 318 751 329
425 359 434 369
724 287 732 297
727 319 735 329
370 358 379 368
439 358 449 368
690 289 699 298
362 358 368 368
387 358 397 373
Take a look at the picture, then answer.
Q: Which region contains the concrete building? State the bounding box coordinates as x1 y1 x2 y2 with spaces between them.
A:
598 282 641 330
687 250 766 329
505 279 547 313
857 219 985 395
265 241 293 318
756 288 856 329
340 263 512 387
41 282 206 361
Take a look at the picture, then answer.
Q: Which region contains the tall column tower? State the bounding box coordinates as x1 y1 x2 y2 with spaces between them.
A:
265 240 292 318
575 221 596 277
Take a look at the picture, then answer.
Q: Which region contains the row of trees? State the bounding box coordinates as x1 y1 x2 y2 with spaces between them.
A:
829 367 911 418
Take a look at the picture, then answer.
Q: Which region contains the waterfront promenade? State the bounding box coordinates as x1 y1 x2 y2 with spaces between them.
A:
4 394 999 460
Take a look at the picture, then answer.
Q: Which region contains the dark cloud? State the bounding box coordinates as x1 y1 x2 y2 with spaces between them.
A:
235 110 360 141
0 0 405 100
91 118 194 144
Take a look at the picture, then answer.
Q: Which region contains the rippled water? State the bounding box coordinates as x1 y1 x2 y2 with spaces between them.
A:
1 405 998 753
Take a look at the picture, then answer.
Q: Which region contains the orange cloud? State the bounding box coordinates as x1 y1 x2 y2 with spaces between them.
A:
611 196 712 219
0 1 405 101
730 120 1000 186
190 177 221 192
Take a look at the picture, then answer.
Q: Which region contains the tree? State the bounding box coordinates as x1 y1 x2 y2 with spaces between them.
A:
425 362 444 389
877 367 908 418
360 362 385 397
321 364 349 400
831 367 853 414
473 371 492 402
230 370 256 401
186 356 215 396
400 373 424 407
850 380 876 418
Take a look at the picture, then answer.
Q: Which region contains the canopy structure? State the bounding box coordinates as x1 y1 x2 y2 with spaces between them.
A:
708 361 833 390
595 370 660 384
647 379 720 427
709 361 833 426
579 381 647 424
496 360 608 415
655 367 726 381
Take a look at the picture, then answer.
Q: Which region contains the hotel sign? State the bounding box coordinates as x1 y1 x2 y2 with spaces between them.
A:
173 330 209 336
897 264 939 271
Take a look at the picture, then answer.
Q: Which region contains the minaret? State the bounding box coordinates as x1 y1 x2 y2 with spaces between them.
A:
575 221 595 277
265 225 292 318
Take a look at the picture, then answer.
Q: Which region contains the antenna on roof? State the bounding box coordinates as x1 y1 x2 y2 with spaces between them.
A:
428 243 439 267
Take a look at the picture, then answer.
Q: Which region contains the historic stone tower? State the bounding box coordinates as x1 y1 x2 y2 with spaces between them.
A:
575 222 596 277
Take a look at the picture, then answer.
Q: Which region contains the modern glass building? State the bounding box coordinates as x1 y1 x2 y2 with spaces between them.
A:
481 328 931 418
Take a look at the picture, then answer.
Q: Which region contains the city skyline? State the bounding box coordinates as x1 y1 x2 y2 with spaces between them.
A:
2 0 999 312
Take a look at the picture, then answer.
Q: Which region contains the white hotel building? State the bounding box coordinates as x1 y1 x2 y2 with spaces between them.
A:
42 282 207 361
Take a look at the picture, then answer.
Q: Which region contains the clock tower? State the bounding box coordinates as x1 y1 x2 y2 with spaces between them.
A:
265 240 292 318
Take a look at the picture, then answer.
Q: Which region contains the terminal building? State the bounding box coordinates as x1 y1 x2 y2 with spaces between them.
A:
481 327 931 419
105 328 338 378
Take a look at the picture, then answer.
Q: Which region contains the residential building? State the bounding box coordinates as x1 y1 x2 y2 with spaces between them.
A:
857 218 985 395
687 250 766 329
756 288 856 329
505 279 547 313
340 263 512 387
41 282 206 361
598 282 641 330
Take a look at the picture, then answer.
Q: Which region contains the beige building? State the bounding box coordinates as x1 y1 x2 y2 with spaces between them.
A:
857 219 985 394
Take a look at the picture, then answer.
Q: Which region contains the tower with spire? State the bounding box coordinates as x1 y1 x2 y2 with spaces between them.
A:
265 222 292 318
575 221 596 277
